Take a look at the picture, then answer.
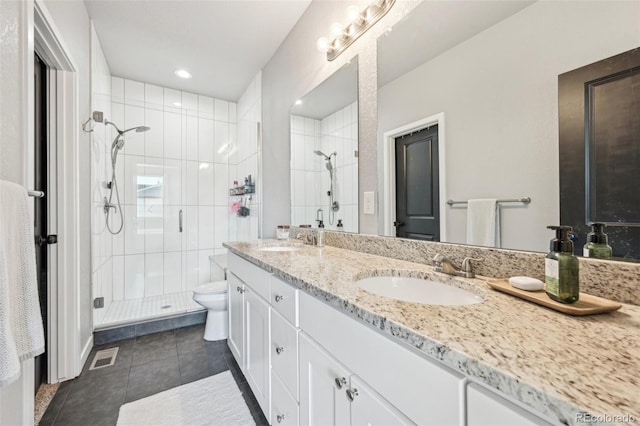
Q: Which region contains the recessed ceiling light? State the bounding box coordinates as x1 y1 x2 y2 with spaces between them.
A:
295 99 303 105
174 69 192 79
173 102 182 107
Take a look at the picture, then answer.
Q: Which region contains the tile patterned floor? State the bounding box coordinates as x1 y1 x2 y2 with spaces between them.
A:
39 324 268 426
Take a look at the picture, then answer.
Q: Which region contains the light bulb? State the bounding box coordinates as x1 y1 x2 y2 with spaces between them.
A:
347 5 360 21
330 22 343 37
316 37 329 53
295 99 303 106
174 69 192 79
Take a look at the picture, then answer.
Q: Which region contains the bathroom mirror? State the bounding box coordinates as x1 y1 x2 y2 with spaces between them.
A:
376 0 640 261
290 58 359 232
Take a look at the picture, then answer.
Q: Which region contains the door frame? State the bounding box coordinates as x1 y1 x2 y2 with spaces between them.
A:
381 113 447 239
33 0 86 383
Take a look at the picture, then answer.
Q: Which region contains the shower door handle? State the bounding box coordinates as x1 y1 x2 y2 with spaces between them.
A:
179 209 183 232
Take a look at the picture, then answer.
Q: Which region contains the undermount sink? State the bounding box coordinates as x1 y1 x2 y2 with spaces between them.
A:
356 276 483 306
258 246 302 252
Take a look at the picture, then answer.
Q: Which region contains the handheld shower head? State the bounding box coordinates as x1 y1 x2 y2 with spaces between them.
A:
314 150 329 160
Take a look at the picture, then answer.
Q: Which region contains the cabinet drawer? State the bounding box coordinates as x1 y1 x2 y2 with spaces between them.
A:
271 309 299 400
271 276 299 326
228 253 271 301
271 372 299 426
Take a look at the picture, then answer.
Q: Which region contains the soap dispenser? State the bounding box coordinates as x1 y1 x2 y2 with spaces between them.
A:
583 222 612 260
545 226 579 304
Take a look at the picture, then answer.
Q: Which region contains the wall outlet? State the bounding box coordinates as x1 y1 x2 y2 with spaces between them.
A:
363 192 375 215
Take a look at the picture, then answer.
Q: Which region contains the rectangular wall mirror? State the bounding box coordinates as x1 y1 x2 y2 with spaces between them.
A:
290 58 359 232
376 0 640 261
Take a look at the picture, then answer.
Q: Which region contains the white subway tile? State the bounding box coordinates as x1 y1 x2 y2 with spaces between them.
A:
124 254 145 299
198 206 215 249
163 252 182 294
144 108 164 158
124 205 145 254
229 103 237 123
198 118 215 163
164 88 181 108
182 92 198 112
185 115 198 161
198 162 214 205
124 79 144 104
123 105 145 155
163 112 181 159
163 159 182 205
214 121 229 163
164 206 182 253
144 84 163 107
184 161 199 205
198 250 213 285
144 200 164 253
215 99 229 122
184 206 199 251
124 155 143 205
112 256 125 301
185 250 199 290
198 96 214 119
214 206 229 248
144 253 164 297
112 77 124 102
214 163 228 206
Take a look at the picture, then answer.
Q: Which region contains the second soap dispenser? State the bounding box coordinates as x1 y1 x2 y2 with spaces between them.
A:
583 222 612 260
545 226 579 304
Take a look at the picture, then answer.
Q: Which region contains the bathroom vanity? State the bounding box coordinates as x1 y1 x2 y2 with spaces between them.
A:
224 240 640 426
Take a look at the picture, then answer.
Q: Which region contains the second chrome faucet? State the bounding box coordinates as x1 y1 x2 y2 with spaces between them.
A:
432 254 482 278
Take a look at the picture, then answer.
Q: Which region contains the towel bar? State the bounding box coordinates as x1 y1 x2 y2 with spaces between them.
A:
447 197 530 206
27 190 45 198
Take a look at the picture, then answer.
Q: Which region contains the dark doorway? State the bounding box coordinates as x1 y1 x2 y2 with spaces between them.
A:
559 47 640 260
34 53 49 392
394 125 440 240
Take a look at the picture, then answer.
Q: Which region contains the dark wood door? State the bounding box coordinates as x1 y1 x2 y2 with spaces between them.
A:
34 53 48 392
559 47 640 260
395 125 440 240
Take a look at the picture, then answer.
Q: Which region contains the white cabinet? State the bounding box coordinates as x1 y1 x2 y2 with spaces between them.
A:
272 371 299 426
466 383 554 426
299 333 413 426
271 309 299 399
227 273 245 369
245 286 271 419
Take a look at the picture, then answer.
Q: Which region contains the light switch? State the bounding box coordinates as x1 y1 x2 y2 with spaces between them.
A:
363 191 375 215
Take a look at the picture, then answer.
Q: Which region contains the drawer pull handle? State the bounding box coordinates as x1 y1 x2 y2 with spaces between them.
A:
274 294 284 302
238 287 245 294
277 414 285 423
275 346 285 355
346 388 359 402
334 377 347 389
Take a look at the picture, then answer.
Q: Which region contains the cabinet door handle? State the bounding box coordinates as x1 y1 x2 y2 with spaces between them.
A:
274 294 284 302
276 414 285 423
237 286 245 294
275 346 285 355
334 377 347 389
346 388 359 402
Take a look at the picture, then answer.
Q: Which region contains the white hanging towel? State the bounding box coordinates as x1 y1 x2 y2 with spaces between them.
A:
466 198 501 248
0 180 45 387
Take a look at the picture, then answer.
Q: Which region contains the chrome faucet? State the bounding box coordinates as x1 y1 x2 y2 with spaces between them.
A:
432 254 482 278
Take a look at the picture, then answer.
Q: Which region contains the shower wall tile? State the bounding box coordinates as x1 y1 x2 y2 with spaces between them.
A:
198 250 214 285
112 77 124 103
124 254 145 299
198 163 214 205
124 79 144 105
164 112 182 159
163 88 181 108
163 158 182 206
144 201 164 254
144 83 163 107
144 253 164 297
163 252 182 294
214 121 229 164
123 105 145 156
144 108 164 158
214 163 228 205
124 205 145 255
185 250 200 290
185 115 199 161
198 118 215 162
214 207 229 248
198 96 214 119
184 161 199 206
112 255 124 301
181 92 198 112
184 206 199 251
198 206 215 249
215 99 229 122
163 206 182 253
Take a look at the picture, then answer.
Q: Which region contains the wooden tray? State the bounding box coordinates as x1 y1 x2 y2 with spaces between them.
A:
487 279 622 316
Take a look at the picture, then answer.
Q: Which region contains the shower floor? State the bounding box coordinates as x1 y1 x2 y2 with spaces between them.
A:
98 291 204 330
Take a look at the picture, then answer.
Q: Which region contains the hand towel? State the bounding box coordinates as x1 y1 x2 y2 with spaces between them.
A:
466 198 501 248
0 180 45 387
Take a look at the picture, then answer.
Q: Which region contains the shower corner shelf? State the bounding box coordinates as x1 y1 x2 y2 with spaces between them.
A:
229 185 255 196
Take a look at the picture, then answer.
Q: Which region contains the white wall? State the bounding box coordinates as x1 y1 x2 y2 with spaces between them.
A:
377 0 640 252
234 71 262 241
90 24 114 326
104 77 237 315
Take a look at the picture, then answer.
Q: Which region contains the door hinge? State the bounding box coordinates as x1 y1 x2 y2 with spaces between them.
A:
93 297 104 309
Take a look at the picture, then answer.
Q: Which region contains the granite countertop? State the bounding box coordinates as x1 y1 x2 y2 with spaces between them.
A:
223 240 640 426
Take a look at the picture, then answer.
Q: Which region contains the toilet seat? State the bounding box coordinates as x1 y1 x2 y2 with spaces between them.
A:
193 280 227 295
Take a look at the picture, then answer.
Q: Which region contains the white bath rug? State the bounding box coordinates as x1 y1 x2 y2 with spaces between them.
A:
117 371 255 426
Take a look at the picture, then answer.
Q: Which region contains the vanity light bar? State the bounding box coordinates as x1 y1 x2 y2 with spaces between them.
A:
447 197 531 206
327 0 396 61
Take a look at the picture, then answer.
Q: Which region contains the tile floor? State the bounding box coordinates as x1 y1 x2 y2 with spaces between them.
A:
39 324 268 426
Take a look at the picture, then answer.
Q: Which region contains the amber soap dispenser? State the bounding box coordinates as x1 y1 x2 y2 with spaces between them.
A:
545 226 579 304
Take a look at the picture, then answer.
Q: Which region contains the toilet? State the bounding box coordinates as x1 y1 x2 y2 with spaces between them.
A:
192 255 229 341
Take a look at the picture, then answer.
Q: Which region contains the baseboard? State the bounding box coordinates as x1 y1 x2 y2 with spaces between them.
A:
80 334 94 373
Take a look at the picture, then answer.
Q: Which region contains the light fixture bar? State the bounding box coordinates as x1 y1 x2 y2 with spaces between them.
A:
327 0 396 61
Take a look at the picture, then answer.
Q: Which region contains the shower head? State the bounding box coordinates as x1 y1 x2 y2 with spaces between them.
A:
105 120 150 135
314 150 336 160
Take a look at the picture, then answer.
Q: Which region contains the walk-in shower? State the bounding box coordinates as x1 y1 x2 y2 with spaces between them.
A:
103 119 150 234
314 150 339 225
